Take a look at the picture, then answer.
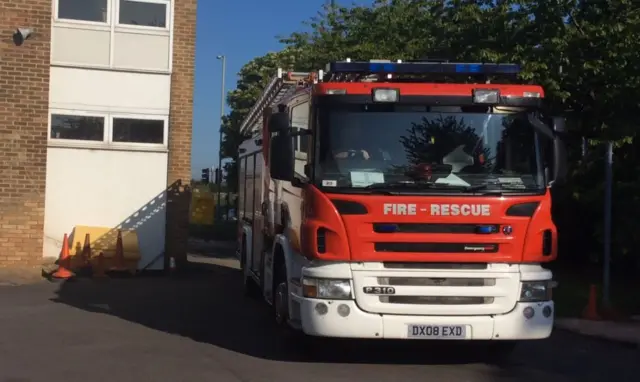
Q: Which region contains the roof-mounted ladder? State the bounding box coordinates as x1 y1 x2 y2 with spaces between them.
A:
238 70 312 135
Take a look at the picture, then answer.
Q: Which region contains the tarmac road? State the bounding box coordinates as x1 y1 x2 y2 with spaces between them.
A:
0 253 638 382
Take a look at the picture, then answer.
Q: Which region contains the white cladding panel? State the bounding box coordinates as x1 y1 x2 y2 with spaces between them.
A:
50 67 170 115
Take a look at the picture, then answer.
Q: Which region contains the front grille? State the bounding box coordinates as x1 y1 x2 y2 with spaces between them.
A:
377 276 496 305
373 223 499 234
352 266 520 316
381 296 494 305
375 242 499 253
379 277 496 287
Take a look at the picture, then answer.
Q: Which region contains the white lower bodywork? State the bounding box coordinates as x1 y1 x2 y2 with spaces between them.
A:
296 299 553 340
240 223 554 341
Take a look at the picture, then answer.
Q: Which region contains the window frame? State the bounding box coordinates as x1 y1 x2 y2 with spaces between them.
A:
115 0 171 32
49 109 109 145
289 96 310 161
48 109 168 151
54 0 112 27
109 113 169 148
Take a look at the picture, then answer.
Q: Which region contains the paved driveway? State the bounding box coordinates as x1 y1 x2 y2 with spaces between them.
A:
0 255 638 382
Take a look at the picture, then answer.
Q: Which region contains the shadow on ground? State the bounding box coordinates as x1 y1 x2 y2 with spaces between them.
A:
47 241 638 381
49 245 510 367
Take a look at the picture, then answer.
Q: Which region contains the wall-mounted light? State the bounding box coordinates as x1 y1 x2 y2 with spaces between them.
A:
12 28 33 46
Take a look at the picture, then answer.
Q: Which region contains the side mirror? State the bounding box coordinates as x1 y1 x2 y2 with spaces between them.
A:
267 112 290 133
551 117 568 185
269 133 294 181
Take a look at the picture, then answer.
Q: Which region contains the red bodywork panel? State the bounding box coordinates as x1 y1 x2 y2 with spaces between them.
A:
314 82 545 98
301 185 557 264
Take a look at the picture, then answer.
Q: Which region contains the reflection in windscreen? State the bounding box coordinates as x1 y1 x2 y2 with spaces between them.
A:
316 106 543 190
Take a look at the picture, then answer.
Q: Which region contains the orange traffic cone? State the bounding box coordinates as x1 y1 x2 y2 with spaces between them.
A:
52 234 74 279
92 252 107 279
72 241 83 269
114 230 125 271
81 233 91 266
582 284 601 320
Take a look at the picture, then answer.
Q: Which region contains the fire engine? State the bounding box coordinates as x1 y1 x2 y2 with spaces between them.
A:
236 59 567 354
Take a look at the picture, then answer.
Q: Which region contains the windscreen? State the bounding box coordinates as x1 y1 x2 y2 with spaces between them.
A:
314 104 546 193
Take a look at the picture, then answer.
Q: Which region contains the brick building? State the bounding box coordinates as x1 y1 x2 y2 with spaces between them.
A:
0 0 196 269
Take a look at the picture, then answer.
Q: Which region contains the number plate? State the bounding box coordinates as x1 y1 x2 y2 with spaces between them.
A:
407 324 466 339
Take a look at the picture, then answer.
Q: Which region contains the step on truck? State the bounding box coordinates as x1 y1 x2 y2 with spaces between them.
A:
236 59 567 353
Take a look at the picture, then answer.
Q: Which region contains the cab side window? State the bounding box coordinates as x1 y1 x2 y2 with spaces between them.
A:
290 101 310 155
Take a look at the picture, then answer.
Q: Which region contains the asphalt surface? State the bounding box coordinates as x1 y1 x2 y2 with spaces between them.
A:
0 253 638 382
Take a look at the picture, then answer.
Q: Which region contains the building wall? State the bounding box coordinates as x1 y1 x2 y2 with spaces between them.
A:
43 66 171 269
42 0 191 271
0 0 195 269
0 0 51 267
165 0 197 269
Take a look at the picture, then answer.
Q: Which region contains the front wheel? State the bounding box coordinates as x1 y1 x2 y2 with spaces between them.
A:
274 262 289 326
272 260 325 352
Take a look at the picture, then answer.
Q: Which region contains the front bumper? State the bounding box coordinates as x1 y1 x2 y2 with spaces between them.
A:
294 296 554 340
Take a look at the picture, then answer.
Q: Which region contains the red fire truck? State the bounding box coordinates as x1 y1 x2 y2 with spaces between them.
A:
236 59 566 354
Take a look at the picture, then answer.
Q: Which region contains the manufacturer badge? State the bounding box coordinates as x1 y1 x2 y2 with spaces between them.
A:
363 286 396 295
502 225 513 235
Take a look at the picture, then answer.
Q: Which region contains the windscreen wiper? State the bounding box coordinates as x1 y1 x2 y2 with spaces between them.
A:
465 182 545 195
363 181 469 191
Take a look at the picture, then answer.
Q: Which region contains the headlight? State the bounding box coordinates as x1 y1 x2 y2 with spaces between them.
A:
473 89 500 104
302 277 352 300
372 88 399 102
519 280 554 302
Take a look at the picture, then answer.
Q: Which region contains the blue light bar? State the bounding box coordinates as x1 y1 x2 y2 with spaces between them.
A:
327 61 520 75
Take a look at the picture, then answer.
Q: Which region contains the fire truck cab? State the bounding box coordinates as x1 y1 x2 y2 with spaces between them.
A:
237 59 567 351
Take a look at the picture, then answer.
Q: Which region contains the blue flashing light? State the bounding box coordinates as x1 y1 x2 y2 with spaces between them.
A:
475 225 498 235
328 61 520 76
376 224 398 233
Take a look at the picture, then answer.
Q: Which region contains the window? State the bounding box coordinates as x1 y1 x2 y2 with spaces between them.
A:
291 102 310 154
49 112 167 148
119 0 168 28
244 154 255 221
58 0 109 23
50 114 105 141
238 157 246 221
315 105 545 192
112 118 165 144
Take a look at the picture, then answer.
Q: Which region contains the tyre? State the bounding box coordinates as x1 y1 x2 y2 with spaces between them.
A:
272 261 323 347
240 239 261 299
273 261 289 326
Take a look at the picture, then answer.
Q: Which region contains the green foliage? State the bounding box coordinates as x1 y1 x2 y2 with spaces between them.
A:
222 0 640 272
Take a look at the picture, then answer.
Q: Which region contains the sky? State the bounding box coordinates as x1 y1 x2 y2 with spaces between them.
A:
191 0 371 179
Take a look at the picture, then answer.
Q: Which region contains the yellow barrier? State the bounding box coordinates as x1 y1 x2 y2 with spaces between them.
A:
190 188 215 225
71 225 141 273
